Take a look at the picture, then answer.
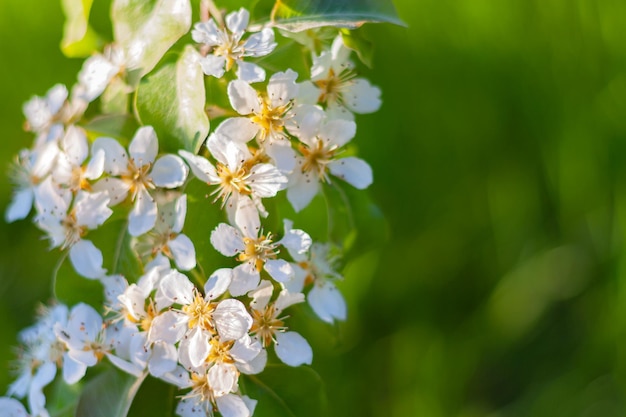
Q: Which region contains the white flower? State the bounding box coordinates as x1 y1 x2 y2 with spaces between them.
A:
192 8 276 83
54 303 143 383
287 116 372 212
76 44 125 102
34 179 112 279
51 125 105 192
92 126 188 236
298 35 381 120
134 194 196 271
22 84 68 134
5 143 58 223
289 242 346 324
248 280 313 367
210 206 311 296
0 397 30 417
179 127 287 220
148 270 253 368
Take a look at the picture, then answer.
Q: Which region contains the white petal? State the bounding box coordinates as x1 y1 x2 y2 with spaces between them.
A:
159 269 195 305
69 240 107 279
264 259 294 283
85 148 105 180
236 61 266 83
129 188 157 236
264 141 297 173
267 69 299 108
176 398 206 417
0 397 29 417
330 35 352 68
234 197 260 237
74 191 112 229
205 268 233 300
179 150 218 183
148 341 178 377
188 327 211 367
78 54 119 102
91 177 130 206
192 20 221 46
169 234 196 271
151 154 188 188
5 188 33 222
92 137 129 175
63 353 87 384
62 125 89 165
216 394 251 417
248 163 288 198
129 126 159 166
225 8 249 34
279 221 312 256
328 157 373 189
106 353 144 377
216 117 259 143
228 80 260 115
295 81 321 105
208 363 238 397
148 311 187 344
319 119 356 148
275 288 305 312
214 298 253 341
248 279 274 311
242 27 276 57
230 264 260 297
230 335 261 363
171 194 187 233
199 54 226 78
343 78 382 114
274 331 313 366
236 348 267 375
286 104 324 144
211 223 245 256
308 282 347 323
286 171 319 212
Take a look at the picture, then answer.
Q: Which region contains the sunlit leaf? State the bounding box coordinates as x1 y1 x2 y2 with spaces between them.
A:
242 365 327 417
127 375 175 417
60 0 101 57
135 45 210 153
340 27 373 67
101 77 130 115
112 0 191 77
270 0 405 32
47 376 82 417
83 114 140 145
75 368 146 417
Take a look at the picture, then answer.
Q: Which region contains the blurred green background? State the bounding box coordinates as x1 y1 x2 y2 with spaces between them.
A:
2 0 626 416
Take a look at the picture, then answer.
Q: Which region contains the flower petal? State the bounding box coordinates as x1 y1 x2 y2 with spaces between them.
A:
151 154 188 188
129 188 158 236
308 282 347 323
69 239 107 279
236 61 266 83
169 234 196 271
179 150 218 183
129 126 159 166
267 69 299 108
211 223 245 256
228 80 260 115
199 54 226 78
264 259 294 283
328 157 373 189
274 331 313 366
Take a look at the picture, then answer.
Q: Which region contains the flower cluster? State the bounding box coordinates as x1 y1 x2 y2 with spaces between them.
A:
4 5 381 417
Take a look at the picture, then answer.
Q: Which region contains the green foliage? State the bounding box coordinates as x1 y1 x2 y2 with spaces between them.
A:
75 369 146 417
112 0 191 77
60 0 101 57
242 365 327 417
270 0 405 31
135 45 210 153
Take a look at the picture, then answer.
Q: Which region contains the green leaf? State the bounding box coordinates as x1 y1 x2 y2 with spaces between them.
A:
112 0 192 77
83 114 140 145
242 365 328 417
135 45 210 153
340 27 373 67
54 254 104 310
101 77 130 115
75 368 147 417
60 0 101 57
270 0 405 32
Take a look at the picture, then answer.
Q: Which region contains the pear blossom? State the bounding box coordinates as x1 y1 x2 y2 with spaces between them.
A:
51 125 105 193
0 397 30 417
248 280 313 367
8 304 68 417
5 143 58 222
298 35 381 120
192 7 276 83
75 44 126 102
22 84 68 135
210 206 311 296
92 126 188 236
134 194 196 270
54 303 143 383
176 366 257 417
179 126 287 220
148 269 253 368
34 178 112 279
289 242 347 324
287 116 373 212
